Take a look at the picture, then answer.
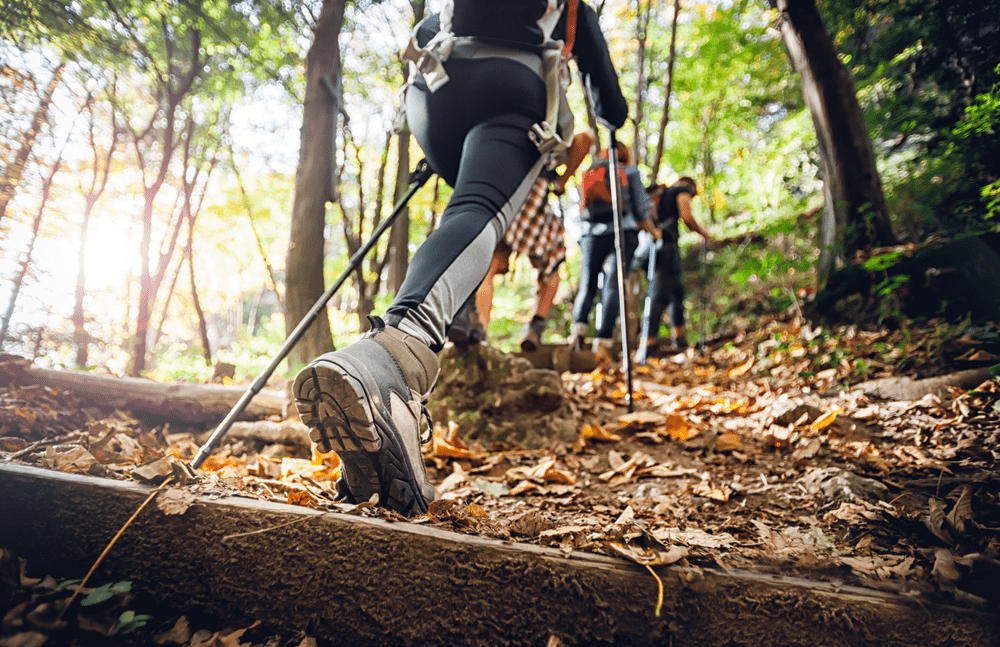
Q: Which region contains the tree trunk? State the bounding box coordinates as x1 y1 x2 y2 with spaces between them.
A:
129 30 204 377
74 90 119 368
769 0 896 284
0 136 68 348
387 0 426 295
284 0 346 371
650 0 680 183
632 0 653 166
15 367 285 423
188 239 212 366
388 125 413 294
0 62 65 227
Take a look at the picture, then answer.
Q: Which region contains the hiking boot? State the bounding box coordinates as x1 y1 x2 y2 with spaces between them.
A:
520 315 547 352
293 316 439 516
447 299 486 347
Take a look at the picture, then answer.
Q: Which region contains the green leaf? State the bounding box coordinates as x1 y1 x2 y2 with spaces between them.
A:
110 581 132 594
80 583 114 607
990 363 1000 380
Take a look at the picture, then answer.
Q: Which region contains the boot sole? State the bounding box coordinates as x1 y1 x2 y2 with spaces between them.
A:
293 361 429 516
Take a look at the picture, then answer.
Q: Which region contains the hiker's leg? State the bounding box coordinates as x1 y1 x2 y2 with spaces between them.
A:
595 231 639 339
647 243 680 344
572 233 611 327
294 56 546 515
475 248 508 329
385 113 544 350
534 267 560 320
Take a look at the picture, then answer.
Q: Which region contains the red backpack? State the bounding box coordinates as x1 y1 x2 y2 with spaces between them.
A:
580 161 627 208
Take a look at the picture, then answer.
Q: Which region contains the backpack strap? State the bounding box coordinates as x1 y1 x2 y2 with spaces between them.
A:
528 0 578 157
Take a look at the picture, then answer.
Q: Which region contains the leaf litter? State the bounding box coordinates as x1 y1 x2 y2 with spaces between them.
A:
1 317 999 643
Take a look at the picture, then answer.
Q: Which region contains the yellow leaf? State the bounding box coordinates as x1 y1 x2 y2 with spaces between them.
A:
727 357 754 378
663 414 691 441
465 503 487 518
286 490 316 506
809 408 842 432
433 430 475 459
580 423 622 442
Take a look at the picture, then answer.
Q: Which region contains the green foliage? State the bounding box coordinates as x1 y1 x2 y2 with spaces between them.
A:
80 580 132 607
822 0 1000 236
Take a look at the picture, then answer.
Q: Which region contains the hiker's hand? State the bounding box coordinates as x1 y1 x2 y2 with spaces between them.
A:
639 219 657 236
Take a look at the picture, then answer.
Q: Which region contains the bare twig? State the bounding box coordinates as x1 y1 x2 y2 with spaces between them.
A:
221 514 324 542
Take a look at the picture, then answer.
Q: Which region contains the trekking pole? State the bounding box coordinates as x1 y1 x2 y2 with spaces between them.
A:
191 159 435 469
699 237 708 354
606 129 634 412
636 233 659 366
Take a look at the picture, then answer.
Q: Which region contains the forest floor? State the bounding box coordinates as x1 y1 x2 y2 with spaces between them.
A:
1 314 999 646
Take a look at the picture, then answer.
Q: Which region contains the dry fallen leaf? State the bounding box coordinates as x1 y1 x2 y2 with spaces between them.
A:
663 414 693 441
157 487 197 516
714 433 743 453
689 481 731 502
153 615 192 645
579 423 622 442
727 357 754 378
924 498 954 545
809 409 842 432
617 411 666 428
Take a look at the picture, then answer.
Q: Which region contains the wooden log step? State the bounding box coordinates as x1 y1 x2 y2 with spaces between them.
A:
0 463 996 647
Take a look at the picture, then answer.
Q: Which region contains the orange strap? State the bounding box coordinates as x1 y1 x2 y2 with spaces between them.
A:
562 0 578 59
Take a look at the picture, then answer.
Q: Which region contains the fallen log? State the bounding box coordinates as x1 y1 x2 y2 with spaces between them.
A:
0 463 996 647
857 367 992 401
18 366 287 425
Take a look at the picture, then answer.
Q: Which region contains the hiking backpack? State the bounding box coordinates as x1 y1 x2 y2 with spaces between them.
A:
401 0 578 158
579 159 626 221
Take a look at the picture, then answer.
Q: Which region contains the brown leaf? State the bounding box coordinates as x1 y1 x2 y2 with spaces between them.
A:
44 446 103 476
157 488 197 516
924 498 954 545
465 503 487 518
0 632 48 647
508 510 556 537
617 411 665 428
931 549 961 586
946 486 974 535
153 616 192 645
131 457 177 484
0 437 29 452
714 433 743 453
689 481 731 502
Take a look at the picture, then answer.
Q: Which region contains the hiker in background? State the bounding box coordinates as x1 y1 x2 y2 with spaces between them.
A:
453 130 594 351
640 176 711 352
569 142 655 360
293 1 627 516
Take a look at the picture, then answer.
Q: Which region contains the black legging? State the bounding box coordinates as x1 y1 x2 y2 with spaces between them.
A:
383 57 547 351
572 230 639 339
647 242 685 335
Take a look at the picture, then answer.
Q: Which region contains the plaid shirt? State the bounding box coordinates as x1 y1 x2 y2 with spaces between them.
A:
503 176 566 281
